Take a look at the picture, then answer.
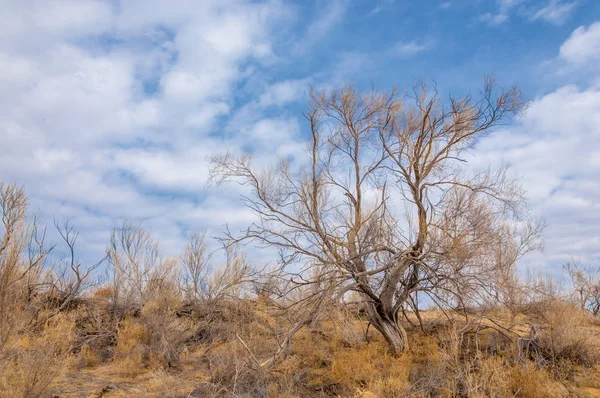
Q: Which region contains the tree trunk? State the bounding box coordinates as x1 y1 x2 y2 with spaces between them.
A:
365 303 408 356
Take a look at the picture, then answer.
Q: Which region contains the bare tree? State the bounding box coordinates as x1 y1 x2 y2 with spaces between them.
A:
0 183 55 347
35 220 104 325
181 231 255 302
206 245 254 301
565 261 600 316
106 221 178 309
211 78 542 355
181 232 210 301
0 183 29 348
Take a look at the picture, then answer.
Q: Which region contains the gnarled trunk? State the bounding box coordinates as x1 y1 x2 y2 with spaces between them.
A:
365 303 408 356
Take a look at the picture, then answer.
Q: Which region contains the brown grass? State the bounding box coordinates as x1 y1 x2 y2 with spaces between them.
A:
0 294 597 398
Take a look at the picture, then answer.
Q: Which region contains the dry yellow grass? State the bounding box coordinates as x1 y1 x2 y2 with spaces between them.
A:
30 305 598 398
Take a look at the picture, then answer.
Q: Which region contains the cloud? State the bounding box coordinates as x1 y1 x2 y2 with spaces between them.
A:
477 0 521 25
370 0 397 15
328 51 375 83
480 0 576 26
0 0 114 52
0 0 297 262
497 0 523 11
294 0 348 54
560 22 600 65
258 78 311 107
530 0 577 25
478 12 509 25
390 40 433 56
474 84 600 268
370 6 384 15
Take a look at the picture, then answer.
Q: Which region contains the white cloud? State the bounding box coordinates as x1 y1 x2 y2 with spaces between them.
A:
390 40 433 56
478 12 509 26
474 84 600 268
248 118 304 158
370 6 384 15
497 0 522 11
0 0 297 263
560 22 600 65
32 0 114 36
162 70 228 102
491 14 509 25
531 0 577 25
258 78 311 107
476 0 521 25
481 0 576 26
294 0 348 54
0 0 114 52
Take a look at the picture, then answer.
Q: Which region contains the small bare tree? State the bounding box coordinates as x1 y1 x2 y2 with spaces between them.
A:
181 232 210 301
181 232 254 302
565 261 600 316
0 183 54 347
35 220 104 325
211 78 542 355
0 183 29 348
106 221 178 309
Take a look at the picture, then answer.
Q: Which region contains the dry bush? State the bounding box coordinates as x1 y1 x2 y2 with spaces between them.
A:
127 368 186 397
0 184 80 397
281 324 416 397
76 342 103 368
141 303 195 369
106 222 181 312
406 349 571 398
573 364 600 393
112 304 195 375
565 261 600 316
0 184 50 349
202 343 262 396
506 363 572 397
532 301 598 370
73 299 120 364
0 315 75 398
0 345 61 398
398 321 581 398
112 317 150 376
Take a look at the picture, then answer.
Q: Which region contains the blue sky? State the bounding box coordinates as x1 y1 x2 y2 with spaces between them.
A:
1 0 599 272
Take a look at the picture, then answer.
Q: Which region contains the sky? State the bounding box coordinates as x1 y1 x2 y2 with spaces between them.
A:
1 0 599 273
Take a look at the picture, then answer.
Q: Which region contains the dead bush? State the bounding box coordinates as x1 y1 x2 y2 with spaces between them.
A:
112 305 194 375
0 345 61 398
530 301 597 369
0 315 74 398
201 343 270 397
112 317 150 376
141 304 195 369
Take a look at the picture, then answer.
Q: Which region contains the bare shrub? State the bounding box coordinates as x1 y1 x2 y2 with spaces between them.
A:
0 315 74 398
407 329 571 398
565 260 600 316
181 233 254 303
113 317 149 376
199 343 271 398
533 300 597 369
0 183 50 349
106 221 179 312
112 308 195 374
141 303 195 369
0 345 61 398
